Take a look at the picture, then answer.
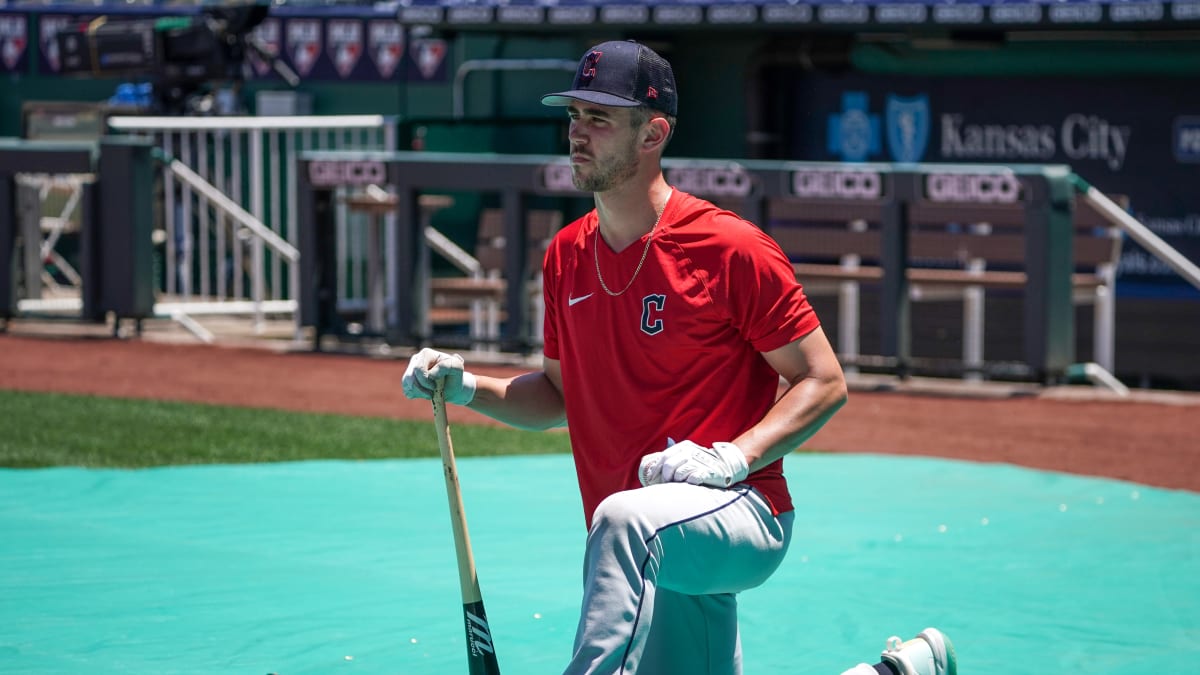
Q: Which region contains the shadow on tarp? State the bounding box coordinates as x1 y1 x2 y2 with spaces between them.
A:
1 454 1196 674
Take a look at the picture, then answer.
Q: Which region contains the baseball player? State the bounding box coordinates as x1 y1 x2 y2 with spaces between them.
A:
404 40 957 675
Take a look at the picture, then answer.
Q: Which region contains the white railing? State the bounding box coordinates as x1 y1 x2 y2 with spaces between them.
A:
1074 179 1200 291
107 114 397 334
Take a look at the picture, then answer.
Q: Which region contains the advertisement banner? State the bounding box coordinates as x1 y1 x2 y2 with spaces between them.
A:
795 74 1200 297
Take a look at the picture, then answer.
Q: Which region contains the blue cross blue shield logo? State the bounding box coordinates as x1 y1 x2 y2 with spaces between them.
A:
885 94 930 164
827 92 881 162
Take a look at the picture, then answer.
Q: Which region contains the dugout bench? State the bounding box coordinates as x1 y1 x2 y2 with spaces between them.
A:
296 150 585 353
425 207 563 351
704 161 1102 382
339 184 561 351
761 166 1122 379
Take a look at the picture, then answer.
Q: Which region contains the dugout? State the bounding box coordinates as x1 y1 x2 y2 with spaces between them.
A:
297 151 1091 383
296 151 587 353
0 137 156 330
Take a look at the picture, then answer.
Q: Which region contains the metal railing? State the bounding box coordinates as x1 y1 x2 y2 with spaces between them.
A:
1072 175 1200 291
107 114 397 334
453 59 577 118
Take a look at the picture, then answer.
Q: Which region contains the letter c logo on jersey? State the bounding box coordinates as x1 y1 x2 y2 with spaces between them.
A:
641 294 666 335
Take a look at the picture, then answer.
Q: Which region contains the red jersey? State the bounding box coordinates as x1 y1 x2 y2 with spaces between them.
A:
542 190 821 527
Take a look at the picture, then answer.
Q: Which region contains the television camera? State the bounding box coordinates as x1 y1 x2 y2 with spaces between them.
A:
54 3 297 115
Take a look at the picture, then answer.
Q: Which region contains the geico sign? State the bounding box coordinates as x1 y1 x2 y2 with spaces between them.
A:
540 163 579 193
307 160 387 186
926 173 1021 204
666 167 752 197
791 170 882 200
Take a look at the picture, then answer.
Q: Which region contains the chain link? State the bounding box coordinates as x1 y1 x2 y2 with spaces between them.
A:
594 192 671 297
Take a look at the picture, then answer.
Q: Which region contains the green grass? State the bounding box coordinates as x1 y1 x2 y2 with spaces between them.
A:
0 389 571 468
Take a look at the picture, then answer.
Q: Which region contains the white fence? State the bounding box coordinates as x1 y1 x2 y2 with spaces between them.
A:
107 114 397 333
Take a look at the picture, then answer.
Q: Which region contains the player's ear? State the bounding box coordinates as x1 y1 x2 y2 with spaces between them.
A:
642 116 670 151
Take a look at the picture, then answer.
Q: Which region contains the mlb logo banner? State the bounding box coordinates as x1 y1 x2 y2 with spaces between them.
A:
285 18 323 78
247 17 282 79
0 14 29 73
38 14 90 74
367 20 404 80
409 38 448 82
325 19 364 79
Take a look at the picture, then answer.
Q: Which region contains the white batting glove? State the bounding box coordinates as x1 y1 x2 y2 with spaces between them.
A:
659 440 749 488
638 438 683 487
401 348 477 405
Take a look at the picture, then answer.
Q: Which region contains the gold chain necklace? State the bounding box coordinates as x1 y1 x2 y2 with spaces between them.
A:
594 192 671 297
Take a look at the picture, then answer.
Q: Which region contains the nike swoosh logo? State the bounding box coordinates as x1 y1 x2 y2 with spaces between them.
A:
568 293 594 306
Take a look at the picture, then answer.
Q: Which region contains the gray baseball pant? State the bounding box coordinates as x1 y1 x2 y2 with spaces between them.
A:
563 482 795 675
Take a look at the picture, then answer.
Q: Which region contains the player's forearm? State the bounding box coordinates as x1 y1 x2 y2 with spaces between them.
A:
734 372 848 472
467 371 567 431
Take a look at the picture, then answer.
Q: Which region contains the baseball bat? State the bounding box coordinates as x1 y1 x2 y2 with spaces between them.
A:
432 382 502 675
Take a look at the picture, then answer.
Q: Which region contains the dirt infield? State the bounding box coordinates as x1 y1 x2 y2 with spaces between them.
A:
1 331 1196 492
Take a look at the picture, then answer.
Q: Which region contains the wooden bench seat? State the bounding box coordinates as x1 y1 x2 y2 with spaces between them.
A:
764 193 1124 376
790 263 1108 291
427 208 562 348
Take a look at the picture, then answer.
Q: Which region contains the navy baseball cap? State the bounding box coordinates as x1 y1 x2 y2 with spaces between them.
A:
541 40 677 117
